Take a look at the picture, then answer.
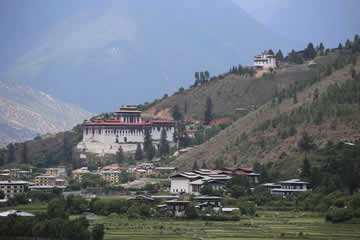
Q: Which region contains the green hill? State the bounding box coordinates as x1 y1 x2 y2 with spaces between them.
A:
171 51 360 174
144 64 316 122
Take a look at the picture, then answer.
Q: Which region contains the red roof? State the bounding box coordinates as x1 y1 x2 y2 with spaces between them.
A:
103 164 120 169
234 171 248 175
84 119 174 127
184 130 197 133
103 164 128 170
238 168 253 172
222 167 236 171
150 120 175 123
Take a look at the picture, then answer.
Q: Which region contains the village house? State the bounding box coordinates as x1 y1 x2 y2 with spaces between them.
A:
45 167 66 177
34 175 66 188
253 50 277 69
77 105 175 155
194 196 222 211
153 167 177 176
72 167 90 181
170 167 260 195
0 180 30 199
165 200 191 217
267 179 311 196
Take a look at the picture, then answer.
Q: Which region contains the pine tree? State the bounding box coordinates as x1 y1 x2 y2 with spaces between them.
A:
313 88 319 104
201 161 207 169
116 145 125 164
204 71 210 81
338 43 343 49
319 42 325 56
0 151 5 166
293 91 298 104
300 156 311 178
171 104 183 121
204 97 213 125
304 42 316 59
298 132 316 152
159 128 170 156
275 49 284 62
268 49 274 55
135 143 143 161
143 126 155 160
7 143 15 163
63 132 72 164
192 161 198 170
194 72 199 86
22 142 28 164
200 72 205 84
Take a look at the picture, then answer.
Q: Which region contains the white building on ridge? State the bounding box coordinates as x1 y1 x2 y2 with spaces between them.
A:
254 50 277 69
77 106 175 155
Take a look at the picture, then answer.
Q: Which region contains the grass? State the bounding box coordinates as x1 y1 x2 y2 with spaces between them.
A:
95 210 360 240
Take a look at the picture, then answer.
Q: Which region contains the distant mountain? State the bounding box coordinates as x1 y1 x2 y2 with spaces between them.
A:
2 0 301 113
0 81 93 146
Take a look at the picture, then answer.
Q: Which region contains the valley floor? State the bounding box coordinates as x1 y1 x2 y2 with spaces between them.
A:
99 211 360 240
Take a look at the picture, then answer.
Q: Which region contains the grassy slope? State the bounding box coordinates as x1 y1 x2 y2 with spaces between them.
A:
145 64 315 121
171 54 360 172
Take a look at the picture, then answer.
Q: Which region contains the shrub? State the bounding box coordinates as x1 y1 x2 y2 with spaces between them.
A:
325 207 353 223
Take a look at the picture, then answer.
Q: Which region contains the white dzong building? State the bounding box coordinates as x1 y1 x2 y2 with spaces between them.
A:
254 50 277 69
77 106 175 155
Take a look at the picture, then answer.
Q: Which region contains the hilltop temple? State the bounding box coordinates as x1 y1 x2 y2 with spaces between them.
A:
253 50 277 69
77 106 175 155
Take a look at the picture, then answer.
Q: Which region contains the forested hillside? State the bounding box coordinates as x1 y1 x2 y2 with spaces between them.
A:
172 46 360 173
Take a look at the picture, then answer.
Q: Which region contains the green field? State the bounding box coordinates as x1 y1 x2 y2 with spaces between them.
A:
99 211 360 240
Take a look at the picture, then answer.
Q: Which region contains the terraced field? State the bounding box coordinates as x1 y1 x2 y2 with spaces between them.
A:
100 211 360 240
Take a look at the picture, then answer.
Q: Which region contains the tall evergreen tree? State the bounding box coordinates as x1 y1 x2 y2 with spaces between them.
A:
304 42 316 59
63 132 72 164
300 156 311 178
192 161 198 170
338 43 343 49
200 72 205 84
116 145 125 164
268 49 274 55
201 161 207 169
275 49 284 62
204 96 213 125
319 42 325 56
0 151 5 166
7 143 15 163
22 142 28 164
194 72 200 86
135 143 143 161
298 131 316 152
143 126 155 160
159 128 170 156
204 71 210 81
171 104 183 121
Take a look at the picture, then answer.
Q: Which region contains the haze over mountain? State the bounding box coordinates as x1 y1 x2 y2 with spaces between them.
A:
1 0 301 113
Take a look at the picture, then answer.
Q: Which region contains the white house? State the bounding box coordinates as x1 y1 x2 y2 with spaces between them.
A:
270 179 310 196
77 105 175 154
254 50 277 69
170 170 231 195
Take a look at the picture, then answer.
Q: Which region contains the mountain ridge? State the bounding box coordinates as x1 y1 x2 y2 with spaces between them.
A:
0 81 93 146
